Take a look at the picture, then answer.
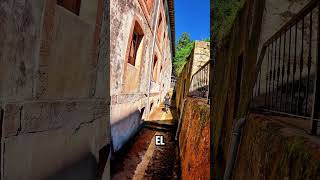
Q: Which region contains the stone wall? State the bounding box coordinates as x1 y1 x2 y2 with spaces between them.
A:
178 98 210 180
175 41 210 111
211 1 266 176
211 0 315 179
0 0 110 179
110 0 174 151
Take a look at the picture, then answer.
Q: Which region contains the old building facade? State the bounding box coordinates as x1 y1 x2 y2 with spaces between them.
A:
0 0 110 179
110 0 175 151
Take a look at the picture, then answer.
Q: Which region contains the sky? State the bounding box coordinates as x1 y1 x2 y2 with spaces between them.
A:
175 0 210 41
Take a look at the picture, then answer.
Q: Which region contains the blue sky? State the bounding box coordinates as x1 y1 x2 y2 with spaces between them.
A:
175 0 210 41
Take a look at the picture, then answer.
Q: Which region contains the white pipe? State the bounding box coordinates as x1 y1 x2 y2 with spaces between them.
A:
175 98 187 141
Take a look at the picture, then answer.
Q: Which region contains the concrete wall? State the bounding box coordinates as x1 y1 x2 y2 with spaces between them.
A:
110 0 174 151
0 0 110 179
234 114 320 180
178 98 210 180
211 0 316 179
211 0 266 178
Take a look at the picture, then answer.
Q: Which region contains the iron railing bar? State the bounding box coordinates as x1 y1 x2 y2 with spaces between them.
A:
258 69 261 96
276 34 282 109
272 38 277 109
285 26 292 112
291 20 298 113
305 10 313 115
281 31 286 111
268 44 272 109
297 17 305 114
265 46 270 107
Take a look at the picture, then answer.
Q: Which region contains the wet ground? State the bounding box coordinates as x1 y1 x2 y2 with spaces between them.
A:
111 105 180 180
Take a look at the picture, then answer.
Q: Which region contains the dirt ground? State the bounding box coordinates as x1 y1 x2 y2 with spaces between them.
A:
111 106 180 180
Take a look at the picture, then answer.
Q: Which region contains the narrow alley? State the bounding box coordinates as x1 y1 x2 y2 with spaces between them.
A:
111 104 180 180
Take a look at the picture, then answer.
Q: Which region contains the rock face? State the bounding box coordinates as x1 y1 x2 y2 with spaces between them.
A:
178 98 210 180
0 0 110 179
110 0 175 151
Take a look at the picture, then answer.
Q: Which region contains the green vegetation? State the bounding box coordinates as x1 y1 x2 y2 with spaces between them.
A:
212 0 245 45
173 33 210 76
173 32 194 76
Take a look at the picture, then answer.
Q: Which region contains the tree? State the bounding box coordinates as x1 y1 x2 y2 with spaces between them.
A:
212 0 245 45
176 32 192 51
173 32 194 76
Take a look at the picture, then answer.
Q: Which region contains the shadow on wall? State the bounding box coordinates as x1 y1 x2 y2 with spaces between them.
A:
45 144 109 180
111 109 145 152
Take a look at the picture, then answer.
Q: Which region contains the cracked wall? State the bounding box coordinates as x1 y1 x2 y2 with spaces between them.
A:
179 98 210 180
0 0 110 179
110 0 174 152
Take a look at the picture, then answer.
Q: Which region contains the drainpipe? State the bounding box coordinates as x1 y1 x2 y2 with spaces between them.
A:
175 98 187 141
223 117 246 180
146 0 161 116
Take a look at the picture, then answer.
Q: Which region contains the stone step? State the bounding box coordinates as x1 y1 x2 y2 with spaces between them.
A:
143 121 177 132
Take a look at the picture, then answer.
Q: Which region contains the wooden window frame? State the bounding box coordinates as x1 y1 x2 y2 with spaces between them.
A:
122 17 146 93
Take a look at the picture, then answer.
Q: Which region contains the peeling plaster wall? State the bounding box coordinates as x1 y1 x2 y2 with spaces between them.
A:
0 0 110 179
179 98 210 180
110 0 173 152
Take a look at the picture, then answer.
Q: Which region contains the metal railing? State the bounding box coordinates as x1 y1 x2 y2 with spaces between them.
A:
189 61 211 99
252 0 320 134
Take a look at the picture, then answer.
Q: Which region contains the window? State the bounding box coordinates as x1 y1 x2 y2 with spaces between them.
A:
123 19 145 93
152 56 158 81
128 23 144 66
57 0 81 15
